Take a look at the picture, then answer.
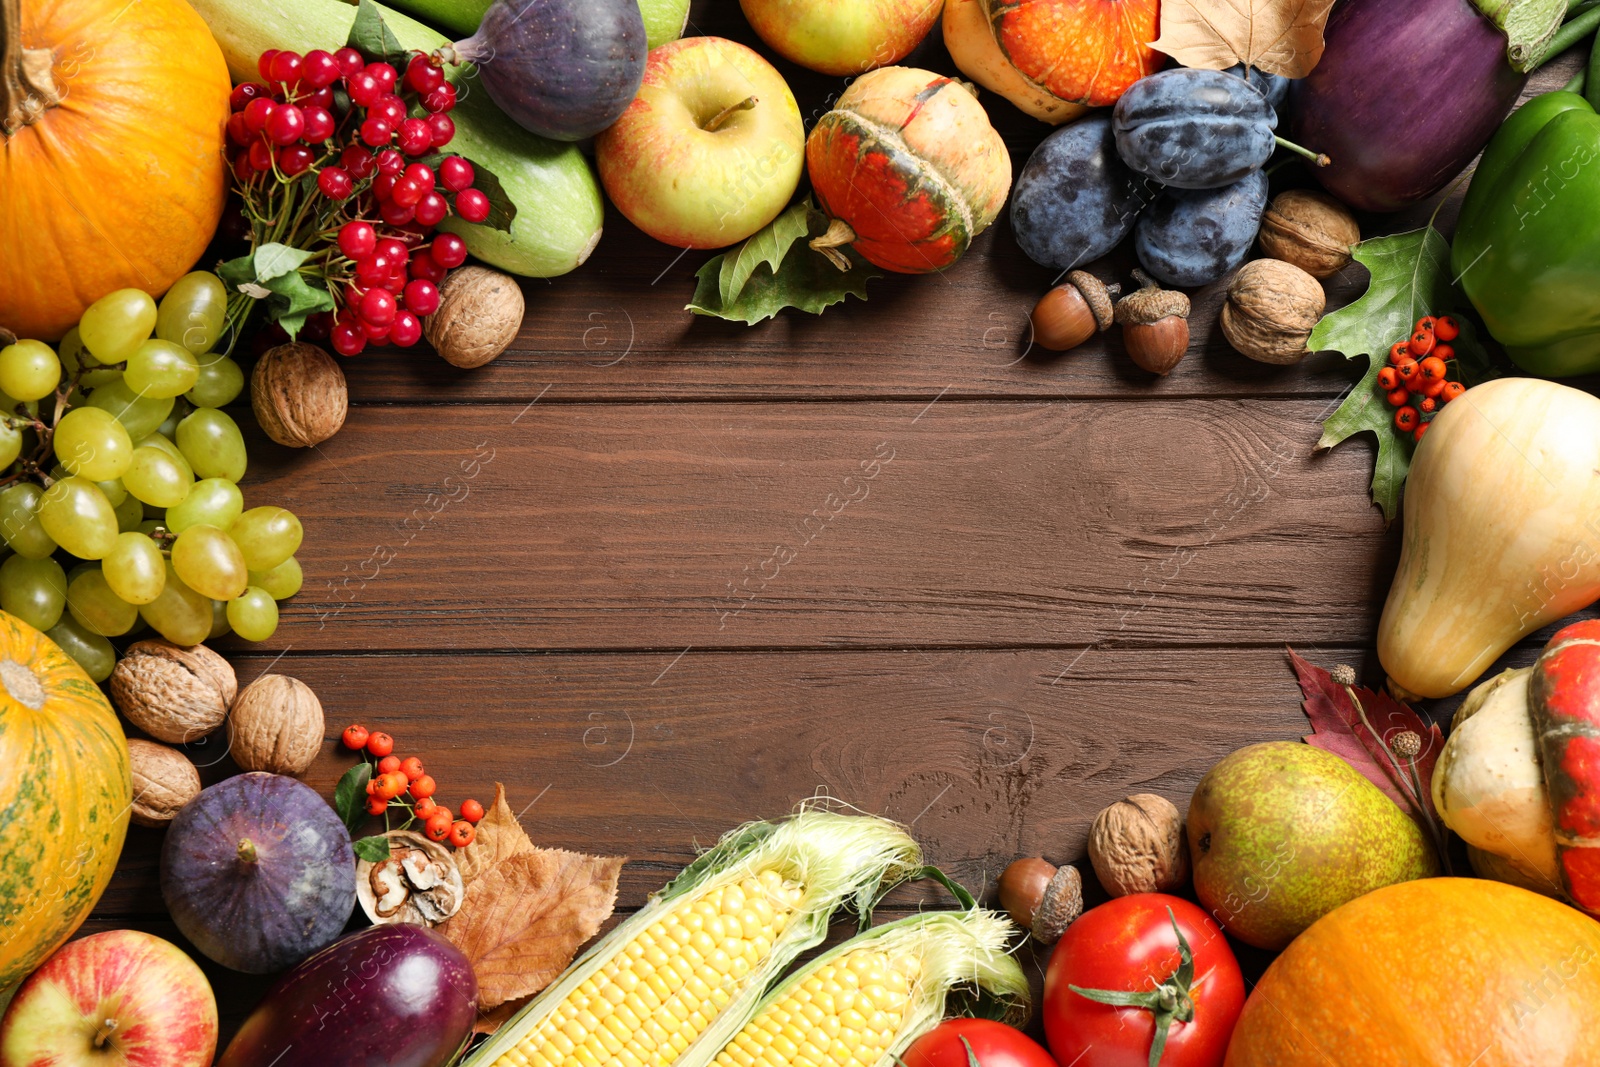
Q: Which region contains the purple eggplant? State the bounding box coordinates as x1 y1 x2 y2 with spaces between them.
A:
216 925 478 1067
1289 0 1526 212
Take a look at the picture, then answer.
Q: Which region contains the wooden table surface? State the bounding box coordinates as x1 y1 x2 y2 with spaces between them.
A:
80 3 1596 1046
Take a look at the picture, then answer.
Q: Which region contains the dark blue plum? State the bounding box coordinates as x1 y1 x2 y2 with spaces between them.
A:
1113 69 1277 189
1226 64 1289 111
1134 170 1269 288
1011 116 1163 272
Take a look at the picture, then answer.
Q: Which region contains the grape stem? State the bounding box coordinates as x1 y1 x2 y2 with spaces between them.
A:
0 353 104 491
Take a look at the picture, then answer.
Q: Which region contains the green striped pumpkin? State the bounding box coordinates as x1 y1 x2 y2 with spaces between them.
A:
0 611 130 989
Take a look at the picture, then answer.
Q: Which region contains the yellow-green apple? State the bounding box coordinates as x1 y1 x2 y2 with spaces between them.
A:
0 930 217 1067
640 0 692 48
739 0 942 75
597 36 804 249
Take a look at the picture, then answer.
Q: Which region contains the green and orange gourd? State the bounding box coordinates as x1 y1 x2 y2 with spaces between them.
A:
806 67 1011 274
0 611 131 991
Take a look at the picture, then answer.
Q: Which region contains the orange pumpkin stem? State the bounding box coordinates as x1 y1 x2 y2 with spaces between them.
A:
1 0 61 136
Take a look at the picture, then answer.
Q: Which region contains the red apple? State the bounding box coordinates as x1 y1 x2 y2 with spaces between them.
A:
0 931 216 1067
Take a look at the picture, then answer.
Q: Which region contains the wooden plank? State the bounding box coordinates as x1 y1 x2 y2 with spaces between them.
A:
246 399 1400 651
93 645 1337 921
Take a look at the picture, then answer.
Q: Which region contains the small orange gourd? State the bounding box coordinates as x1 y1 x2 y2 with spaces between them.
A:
984 0 1163 108
0 0 231 340
0 611 132 990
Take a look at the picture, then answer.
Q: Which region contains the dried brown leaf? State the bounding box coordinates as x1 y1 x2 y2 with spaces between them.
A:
441 847 625 1009
457 782 536 888
1150 0 1336 78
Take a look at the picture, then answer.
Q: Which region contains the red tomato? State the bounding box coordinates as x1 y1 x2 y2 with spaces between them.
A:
1043 894 1244 1067
903 1019 1057 1067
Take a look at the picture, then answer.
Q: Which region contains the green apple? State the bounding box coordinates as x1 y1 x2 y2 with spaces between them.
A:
596 36 805 250
640 0 691 48
739 0 942 76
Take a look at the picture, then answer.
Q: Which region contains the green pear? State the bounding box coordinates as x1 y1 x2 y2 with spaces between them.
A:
1188 741 1439 950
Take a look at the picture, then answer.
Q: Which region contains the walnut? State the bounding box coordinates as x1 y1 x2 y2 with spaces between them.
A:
1258 190 1361 279
425 266 524 369
1088 793 1190 897
1221 259 1326 365
110 641 237 744
251 342 348 448
355 831 466 927
127 739 201 827
228 674 325 776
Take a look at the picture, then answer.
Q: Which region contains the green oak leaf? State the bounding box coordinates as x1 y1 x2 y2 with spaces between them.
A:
688 202 880 325
1311 226 1496 523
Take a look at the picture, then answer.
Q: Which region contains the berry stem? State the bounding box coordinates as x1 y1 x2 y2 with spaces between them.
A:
1273 136 1331 168
1344 679 1452 873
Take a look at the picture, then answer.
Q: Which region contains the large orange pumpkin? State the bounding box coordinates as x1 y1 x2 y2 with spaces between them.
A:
0 0 231 341
984 0 1163 108
0 610 131 990
1225 878 1600 1066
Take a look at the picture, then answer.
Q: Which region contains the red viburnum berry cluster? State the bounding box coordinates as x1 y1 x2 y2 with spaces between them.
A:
1376 314 1466 444
343 722 483 849
224 47 492 357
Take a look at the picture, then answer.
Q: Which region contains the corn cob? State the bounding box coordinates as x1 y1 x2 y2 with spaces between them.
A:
704 909 1028 1067
465 811 924 1067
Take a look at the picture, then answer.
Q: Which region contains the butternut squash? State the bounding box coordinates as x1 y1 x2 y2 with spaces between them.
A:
1378 378 1600 700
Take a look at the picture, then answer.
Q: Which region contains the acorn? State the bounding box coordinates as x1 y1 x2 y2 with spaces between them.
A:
996 857 1083 943
1114 270 1191 375
1030 271 1119 352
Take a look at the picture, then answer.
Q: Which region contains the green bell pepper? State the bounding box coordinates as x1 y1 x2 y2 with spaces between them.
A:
1453 91 1600 378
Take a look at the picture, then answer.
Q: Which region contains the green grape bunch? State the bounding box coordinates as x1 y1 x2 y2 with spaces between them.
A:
0 274 304 681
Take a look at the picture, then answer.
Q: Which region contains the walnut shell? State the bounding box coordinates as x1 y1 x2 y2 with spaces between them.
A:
355 831 465 927
110 641 237 744
425 266 524 369
1221 259 1327 365
1088 793 1190 897
1258 190 1361 279
228 674 325 776
251 342 348 448
127 739 201 827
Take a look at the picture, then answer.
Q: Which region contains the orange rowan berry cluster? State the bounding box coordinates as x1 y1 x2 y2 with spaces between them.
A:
1377 315 1466 444
341 722 482 848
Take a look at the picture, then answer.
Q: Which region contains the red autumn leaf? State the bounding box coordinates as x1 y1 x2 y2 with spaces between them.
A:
1287 647 1443 824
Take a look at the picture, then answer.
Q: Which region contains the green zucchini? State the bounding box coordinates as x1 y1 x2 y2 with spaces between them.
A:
380 0 691 49
187 0 604 277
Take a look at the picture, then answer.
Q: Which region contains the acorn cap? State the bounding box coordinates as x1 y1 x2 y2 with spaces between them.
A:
1067 271 1117 332
1031 863 1083 943
1114 270 1191 326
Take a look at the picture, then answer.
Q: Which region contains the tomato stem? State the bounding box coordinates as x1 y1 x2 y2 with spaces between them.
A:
1068 908 1196 1067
